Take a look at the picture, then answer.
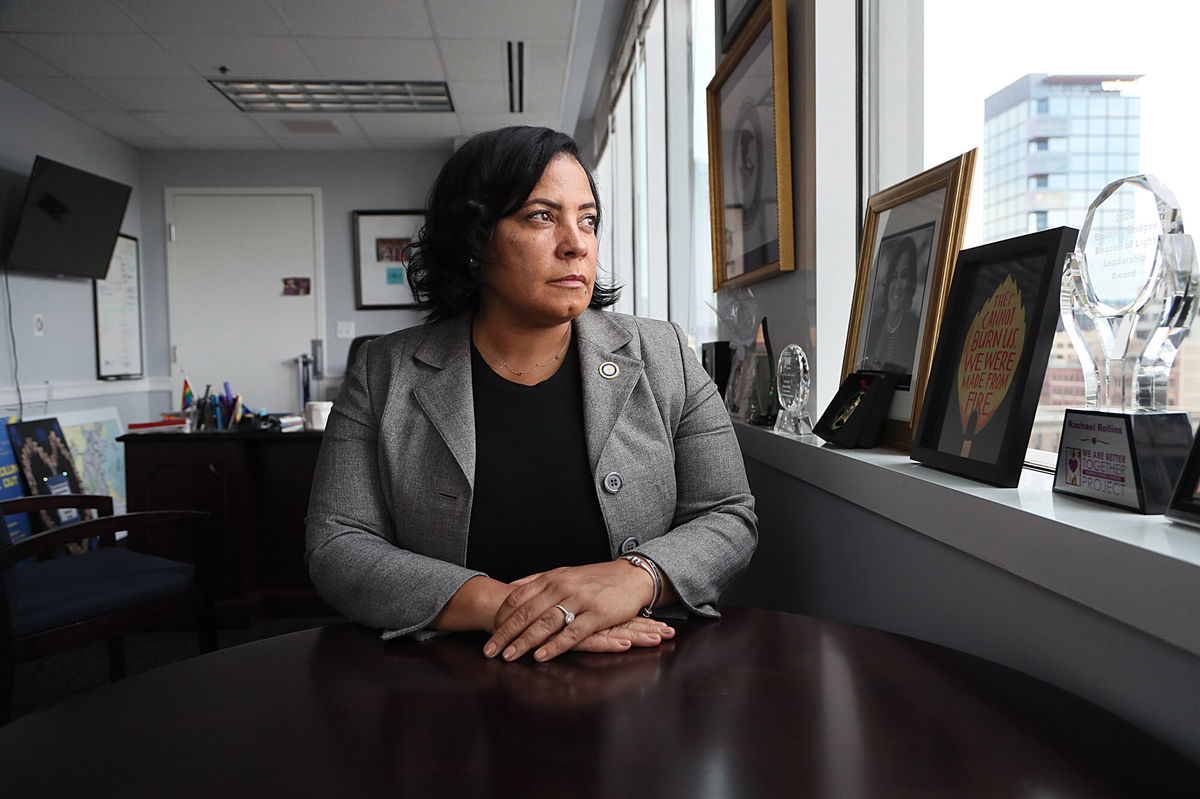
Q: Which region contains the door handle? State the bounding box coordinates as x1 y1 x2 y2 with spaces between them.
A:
311 339 324 380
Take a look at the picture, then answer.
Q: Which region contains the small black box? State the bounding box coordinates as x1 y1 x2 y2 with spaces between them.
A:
813 371 898 448
701 341 732 397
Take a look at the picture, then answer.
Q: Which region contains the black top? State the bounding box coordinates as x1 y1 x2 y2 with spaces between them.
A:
466 337 611 582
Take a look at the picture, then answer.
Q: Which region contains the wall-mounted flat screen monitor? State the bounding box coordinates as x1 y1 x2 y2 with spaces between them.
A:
4 156 132 280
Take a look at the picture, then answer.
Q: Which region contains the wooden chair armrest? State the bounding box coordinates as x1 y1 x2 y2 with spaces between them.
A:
0 494 114 516
0 511 210 567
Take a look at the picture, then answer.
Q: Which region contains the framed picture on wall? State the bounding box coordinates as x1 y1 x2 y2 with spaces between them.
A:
720 0 759 52
840 150 977 448
707 0 794 291
352 210 423 309
910 226 1078 486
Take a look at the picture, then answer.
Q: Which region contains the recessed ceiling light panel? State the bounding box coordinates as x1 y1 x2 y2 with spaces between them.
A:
210 79 454 113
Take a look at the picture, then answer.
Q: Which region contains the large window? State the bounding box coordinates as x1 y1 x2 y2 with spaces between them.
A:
885 0 1200 454
593 0 718 348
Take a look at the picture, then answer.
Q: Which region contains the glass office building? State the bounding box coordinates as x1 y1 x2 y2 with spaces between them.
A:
982 73 1142 243
981 74 1145 450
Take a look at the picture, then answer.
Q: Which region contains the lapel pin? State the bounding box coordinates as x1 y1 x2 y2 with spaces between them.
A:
598 361 620 379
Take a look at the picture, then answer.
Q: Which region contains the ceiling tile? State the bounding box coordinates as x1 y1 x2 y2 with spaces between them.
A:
262 135 377 151
298 37 444 81
428 0 576 40
458 111 559 135
155 34 319 78
76 110 174 138
0 35 64 76
13 33 194 77
0 0 137 33
115 0 288 35
448 80 507 115
273 0 433 38
249 112 364 138
173 135 281 149
6 76 122 111
440 38 569 85
522 80 564 113
353 112 461 138
133 110 263 137
525 40 570 76
364 136 452 151
124 136 187 149
438 39 503 81
83 77 234 112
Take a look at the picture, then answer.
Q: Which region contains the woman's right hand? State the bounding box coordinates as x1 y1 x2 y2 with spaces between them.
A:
571 616 675 653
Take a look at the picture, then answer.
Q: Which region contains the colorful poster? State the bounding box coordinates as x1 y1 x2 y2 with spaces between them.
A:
6 418 85 539
0 416 33 544
52 408 127 515
935 256 1041 464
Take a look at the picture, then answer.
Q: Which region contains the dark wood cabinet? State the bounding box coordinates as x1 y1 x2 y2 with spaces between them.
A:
120 431 332 626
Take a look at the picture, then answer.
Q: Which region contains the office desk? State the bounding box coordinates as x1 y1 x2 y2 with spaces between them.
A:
121 431 330 625
1 606 1196 797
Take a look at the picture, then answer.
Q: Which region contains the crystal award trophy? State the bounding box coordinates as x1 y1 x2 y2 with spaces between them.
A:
774 344 813 436
1053 174 1198 513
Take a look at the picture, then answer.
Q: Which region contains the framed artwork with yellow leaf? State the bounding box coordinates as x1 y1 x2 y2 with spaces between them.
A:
910 226 1078 487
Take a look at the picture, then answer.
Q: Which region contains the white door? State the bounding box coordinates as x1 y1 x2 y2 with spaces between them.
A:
165 188 324 414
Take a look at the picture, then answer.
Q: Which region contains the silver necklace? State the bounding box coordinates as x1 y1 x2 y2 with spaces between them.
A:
474 328 571 377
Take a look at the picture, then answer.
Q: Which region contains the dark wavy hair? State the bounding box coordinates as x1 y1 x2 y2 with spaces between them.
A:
405 126 621 321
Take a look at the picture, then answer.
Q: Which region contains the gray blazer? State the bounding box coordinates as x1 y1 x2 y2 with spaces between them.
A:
305 308 757 637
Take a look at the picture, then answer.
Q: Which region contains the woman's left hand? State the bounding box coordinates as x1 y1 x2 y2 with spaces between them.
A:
483 560 655 662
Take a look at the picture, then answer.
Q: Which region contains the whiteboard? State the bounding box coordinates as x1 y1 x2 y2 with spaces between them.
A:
93 233 143 379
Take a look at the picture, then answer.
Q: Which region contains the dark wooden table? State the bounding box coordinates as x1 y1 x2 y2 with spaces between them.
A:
1 606 1196 797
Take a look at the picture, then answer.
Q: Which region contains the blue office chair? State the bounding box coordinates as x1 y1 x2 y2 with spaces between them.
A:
0 494 216 723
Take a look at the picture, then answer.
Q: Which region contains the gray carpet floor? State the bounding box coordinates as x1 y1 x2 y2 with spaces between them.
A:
11 616 342 721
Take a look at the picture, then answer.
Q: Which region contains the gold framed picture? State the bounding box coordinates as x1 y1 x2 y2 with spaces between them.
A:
841 150 977 447
707 0 794 291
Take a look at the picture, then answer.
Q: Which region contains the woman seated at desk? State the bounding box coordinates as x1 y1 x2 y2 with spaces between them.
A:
306 126 757 662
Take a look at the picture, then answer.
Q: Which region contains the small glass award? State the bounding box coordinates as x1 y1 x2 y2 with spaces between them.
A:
774 343 812 436
1054 174 1198 513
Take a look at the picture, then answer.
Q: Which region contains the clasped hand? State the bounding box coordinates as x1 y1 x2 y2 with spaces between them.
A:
483 560 672 662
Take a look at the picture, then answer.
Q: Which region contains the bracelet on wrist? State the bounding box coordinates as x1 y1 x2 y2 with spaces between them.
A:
619 553 662 617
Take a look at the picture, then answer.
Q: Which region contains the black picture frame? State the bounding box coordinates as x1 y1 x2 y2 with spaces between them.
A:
1165 428 1200 528
910 227 1078 487
720 0 759 52
352 210 423 310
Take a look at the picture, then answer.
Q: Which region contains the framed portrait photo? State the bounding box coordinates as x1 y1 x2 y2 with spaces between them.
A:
910 226 1079 487
352 210 423 309
841 150 977 447
707 0 794 291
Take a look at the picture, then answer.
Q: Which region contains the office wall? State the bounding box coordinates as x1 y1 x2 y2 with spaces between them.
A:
137 146 449 399
0 79 154 423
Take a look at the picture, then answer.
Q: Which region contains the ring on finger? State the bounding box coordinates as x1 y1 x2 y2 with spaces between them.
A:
553 604 576 625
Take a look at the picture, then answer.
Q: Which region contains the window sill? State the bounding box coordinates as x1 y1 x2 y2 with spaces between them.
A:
733 421 1200 658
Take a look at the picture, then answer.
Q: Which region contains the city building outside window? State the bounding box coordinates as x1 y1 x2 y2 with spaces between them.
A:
921 0 1200 456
